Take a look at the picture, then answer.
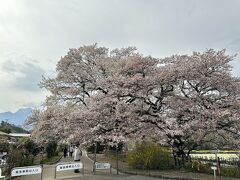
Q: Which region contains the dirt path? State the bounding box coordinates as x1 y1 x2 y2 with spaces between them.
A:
17 151 167 180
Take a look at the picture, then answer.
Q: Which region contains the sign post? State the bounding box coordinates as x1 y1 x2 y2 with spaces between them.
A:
211 166 217 178
55 162 84 179
211 149 220 177
10 165 43 180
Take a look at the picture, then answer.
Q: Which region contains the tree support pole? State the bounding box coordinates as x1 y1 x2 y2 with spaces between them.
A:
93 142 97 174
116 144 119 175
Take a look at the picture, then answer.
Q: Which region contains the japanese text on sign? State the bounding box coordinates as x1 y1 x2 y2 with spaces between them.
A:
95 162 111 169
11 166 42 177
56 162 83 171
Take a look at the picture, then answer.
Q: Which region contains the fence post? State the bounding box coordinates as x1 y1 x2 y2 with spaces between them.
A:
54 165 57 179
93 142 97 174
116 144 119 175
41 165 43 180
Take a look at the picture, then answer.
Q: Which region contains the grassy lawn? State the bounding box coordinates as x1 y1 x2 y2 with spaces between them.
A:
40 154 63 165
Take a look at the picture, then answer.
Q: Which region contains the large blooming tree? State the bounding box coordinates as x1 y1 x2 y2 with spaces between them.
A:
160 50 240 165
26 45 240 166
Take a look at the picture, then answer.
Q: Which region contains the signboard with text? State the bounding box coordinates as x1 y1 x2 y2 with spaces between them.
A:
56 162 83 172
55 162 84 178
11 165 42 177
95 162 111 170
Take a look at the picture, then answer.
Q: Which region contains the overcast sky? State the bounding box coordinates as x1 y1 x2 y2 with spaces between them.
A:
0 0 240 112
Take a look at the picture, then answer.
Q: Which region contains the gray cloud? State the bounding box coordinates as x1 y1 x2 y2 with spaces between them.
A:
1 0 240 111
227 38 240 53
14 62 45 91
1 57 45 92
2 0 240 59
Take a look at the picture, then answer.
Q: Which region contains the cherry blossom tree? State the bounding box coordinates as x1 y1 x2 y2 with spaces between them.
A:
28 44 139 145
159 50 240 165
26 45 240 167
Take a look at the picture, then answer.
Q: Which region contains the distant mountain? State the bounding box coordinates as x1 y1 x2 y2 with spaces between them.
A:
0 108 32 126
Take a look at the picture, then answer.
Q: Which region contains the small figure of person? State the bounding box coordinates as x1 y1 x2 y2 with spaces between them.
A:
63 147 68 158
73 145 82 173
69 145 74 157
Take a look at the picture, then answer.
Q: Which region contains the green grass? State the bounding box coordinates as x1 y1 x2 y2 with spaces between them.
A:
40 153 63 165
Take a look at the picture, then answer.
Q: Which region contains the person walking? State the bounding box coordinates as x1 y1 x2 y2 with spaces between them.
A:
73 145 82 173
69 145 74 157
63 147 68 158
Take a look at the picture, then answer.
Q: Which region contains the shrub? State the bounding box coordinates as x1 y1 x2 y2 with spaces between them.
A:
126 143 171 170
0 141 9 152
23 139 39 156
189 160 199 171
19 155 34 166
220 167 240 178
187 161 240 178
46 141 58 158
4 148 34 175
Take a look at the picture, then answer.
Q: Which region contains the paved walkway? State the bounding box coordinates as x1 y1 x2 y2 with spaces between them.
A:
17 151 167 180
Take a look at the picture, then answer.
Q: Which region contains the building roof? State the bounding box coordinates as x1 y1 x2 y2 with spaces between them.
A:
0 131 10 136
9 133 30 137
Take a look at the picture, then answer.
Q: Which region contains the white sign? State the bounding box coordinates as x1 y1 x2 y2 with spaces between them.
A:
11 166 42 177
56 162 83 172
211 166 217 170
95 162 111 170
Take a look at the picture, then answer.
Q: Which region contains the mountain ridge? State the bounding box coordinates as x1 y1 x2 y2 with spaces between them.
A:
0 108 32 126
0 121 29 134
